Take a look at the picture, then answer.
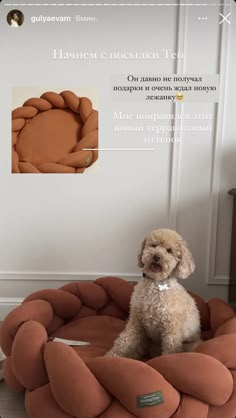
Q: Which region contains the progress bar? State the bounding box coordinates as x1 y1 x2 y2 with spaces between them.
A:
3 3 232 6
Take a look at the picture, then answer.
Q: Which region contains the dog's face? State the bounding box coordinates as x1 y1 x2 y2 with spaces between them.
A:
138 229 195 281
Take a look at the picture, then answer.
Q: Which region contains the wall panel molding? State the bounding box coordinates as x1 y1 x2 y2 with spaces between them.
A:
0 297 23 319
0 272 138 282
208 276 229 286
0 274 137 319
169 4 187 229
207 2 232 285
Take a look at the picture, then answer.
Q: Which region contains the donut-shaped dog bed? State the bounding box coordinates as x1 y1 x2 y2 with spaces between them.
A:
1 276 236 418
12 91 98 173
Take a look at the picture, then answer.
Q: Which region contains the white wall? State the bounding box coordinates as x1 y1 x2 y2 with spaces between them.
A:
0 1 235 318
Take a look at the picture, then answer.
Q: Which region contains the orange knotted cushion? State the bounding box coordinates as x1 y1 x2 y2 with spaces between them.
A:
1 277 236 418
148 353 233 406
12 91 98 174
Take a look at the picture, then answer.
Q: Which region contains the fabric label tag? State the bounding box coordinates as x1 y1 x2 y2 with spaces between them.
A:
137 391 164 408
53 337 90 346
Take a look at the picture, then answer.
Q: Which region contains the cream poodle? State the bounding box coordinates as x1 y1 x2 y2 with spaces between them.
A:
106 229 201 359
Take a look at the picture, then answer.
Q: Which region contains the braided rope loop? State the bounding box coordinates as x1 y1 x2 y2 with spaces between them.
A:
148 353 233 406
11 320 48 390
44 341 112 417
12 91 98 173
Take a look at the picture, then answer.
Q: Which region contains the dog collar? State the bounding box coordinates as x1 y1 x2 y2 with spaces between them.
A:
142 273 170 291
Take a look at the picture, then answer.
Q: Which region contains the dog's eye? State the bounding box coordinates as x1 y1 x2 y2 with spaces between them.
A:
167 248 172 253
151 244 157 248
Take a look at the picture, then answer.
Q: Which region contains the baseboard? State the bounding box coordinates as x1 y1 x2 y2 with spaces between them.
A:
0 298 23 319
0 272 230 319
0 272 139 320
0 272 230 284
0 272 139 282
208 276 229 285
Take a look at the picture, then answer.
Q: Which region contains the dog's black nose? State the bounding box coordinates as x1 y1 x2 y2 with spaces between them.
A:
153 255 160 263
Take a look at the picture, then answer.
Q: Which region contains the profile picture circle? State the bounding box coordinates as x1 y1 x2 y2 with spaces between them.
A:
7 10 24 27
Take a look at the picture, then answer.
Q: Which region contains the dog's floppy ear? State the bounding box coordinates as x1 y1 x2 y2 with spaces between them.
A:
138 238 146 268
175 240 195 279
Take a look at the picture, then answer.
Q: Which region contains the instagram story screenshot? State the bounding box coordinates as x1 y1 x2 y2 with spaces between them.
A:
0 1 236 417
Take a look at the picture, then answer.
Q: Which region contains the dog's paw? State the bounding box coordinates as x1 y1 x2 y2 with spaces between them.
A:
184 339 203 352
161 347 183 356
104 350 119 357
161 351 170 356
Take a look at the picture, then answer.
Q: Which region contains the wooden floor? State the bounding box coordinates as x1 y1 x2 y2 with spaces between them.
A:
0 381 28 418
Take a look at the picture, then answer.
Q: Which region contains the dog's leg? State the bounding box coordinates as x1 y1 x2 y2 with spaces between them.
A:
106 316 147 360
161 332 183 355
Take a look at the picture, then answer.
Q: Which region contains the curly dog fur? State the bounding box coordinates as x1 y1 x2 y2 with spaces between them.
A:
106 229 201 359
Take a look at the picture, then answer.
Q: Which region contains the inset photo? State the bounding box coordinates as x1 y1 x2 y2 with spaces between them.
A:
12 87 98 174
7 9 24 27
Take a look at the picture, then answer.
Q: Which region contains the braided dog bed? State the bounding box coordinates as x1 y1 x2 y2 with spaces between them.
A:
1 276 236 418
12 91 98 173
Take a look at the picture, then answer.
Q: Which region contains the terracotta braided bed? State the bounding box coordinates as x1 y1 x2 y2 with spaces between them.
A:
12 90 98 173
1 276 236 418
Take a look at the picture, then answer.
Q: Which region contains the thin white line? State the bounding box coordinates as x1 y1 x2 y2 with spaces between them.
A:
4 3 232 5
83 148 155 151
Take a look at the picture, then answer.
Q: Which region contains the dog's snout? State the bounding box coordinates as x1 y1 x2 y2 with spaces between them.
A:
153 255 160 263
